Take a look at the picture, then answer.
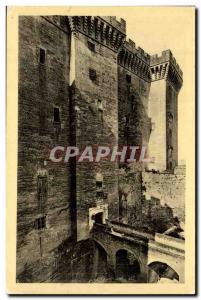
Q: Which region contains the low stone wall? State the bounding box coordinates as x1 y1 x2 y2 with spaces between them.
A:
142 171 185 222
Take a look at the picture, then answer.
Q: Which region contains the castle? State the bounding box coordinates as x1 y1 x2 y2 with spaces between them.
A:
17 16 185 282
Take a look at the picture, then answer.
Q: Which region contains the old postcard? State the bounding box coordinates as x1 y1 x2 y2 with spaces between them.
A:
6 6 195 294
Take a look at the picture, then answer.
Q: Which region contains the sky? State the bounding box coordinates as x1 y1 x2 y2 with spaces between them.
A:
116 7 195 162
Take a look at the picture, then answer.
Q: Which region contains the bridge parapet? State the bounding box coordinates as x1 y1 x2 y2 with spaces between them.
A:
155 233 185 251
148 233 185 282
106 220 154 241
92 223 111 233
148 233 185 256
92 221 184 252
91 222 151 249
91 222 185 283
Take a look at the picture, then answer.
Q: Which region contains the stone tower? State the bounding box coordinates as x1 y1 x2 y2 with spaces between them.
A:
148 50 183 172
68 16 126 240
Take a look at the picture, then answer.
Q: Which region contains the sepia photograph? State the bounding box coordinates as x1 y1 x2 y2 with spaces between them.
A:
6 6 195 295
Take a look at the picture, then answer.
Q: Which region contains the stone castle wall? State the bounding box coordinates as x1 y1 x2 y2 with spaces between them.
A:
17 16 72 282
142 171 185 222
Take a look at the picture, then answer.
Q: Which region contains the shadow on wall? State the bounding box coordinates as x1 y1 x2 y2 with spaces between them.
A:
119 87 151 147
50 237 95 283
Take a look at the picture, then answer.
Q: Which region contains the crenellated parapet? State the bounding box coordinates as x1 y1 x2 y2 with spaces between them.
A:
150 50 183 91
118 39 151 82
100 17 126 34
67 16 126 52
67 16 183 89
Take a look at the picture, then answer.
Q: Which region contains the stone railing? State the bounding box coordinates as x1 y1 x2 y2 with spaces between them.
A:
106 220 154 241
155 233 185 251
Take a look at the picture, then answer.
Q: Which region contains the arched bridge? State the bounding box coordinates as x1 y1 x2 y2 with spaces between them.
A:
90 220 185 283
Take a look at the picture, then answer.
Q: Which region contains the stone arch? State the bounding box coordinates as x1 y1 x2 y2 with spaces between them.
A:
93 238 108 257
93 212 103 224
148 261 179 283
115 246 142 265
89 204 108 230
115 248 141 282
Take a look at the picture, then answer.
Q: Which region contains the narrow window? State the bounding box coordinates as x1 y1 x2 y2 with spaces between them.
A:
168 129 173 146
126 74 131 83
167 112 173 121
89 68 96 81
96 191 104 198
99 111 103 131
88 41 95 52
96 173 103 199
35 216 46 230
122 195 127 211
169 129 172 139
168 145 173 158
96 181 103 189
167 112 173 129
97 99 103 132
97 99 103 111
131 95 135 111
41 216 46 228
39 237 42 257
54 107 60 124
125 116 129 129
37 175 47 211
119 193 127 220
53 107 61 140
39 48 46 64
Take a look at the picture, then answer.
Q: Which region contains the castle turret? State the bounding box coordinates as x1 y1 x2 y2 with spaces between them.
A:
148 50 183 172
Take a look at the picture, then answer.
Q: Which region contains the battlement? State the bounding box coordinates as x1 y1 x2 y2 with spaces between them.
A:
124 38 150 64
118 38 151 82
151 50 183 79
68 16 126 52
100 16 126 34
